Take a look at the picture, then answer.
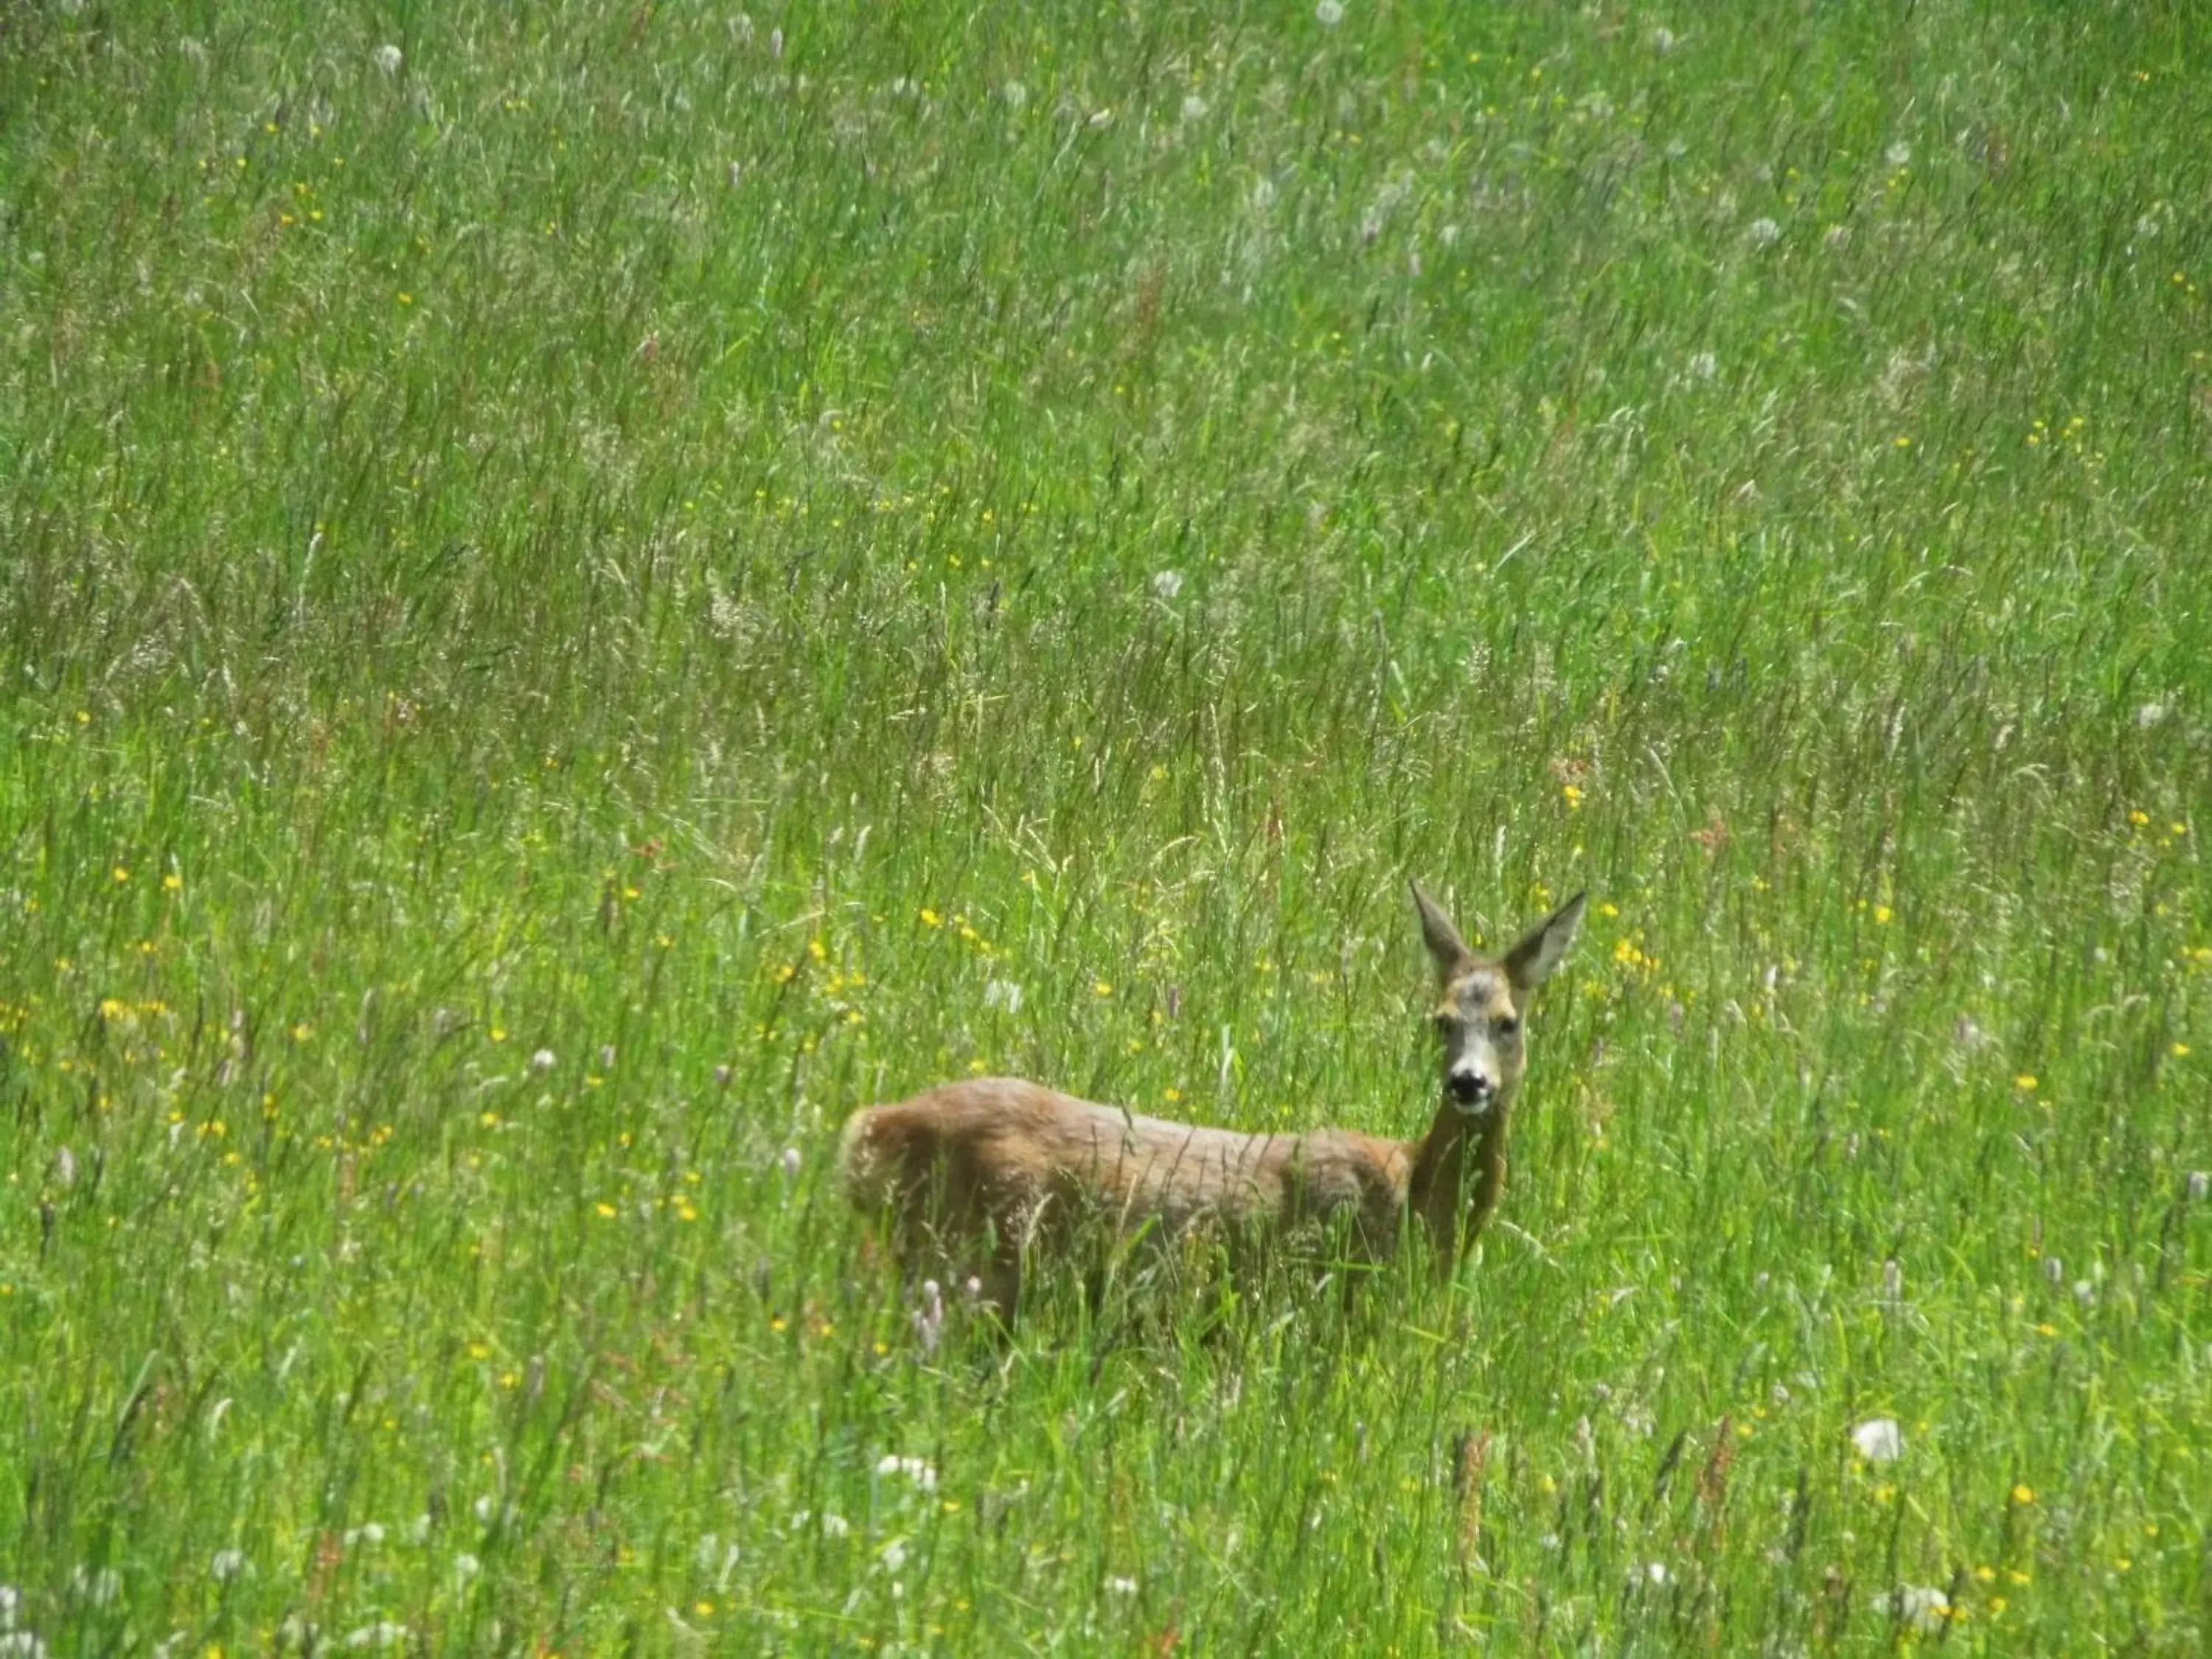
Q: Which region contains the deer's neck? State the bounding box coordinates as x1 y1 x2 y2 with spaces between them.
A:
1405 1094 1510 1261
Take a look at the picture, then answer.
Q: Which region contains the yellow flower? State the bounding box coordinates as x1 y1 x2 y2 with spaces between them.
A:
1164 1088 1181 1104
163 872 183 892
1094 980 1113 997
2171 1043 2189 1057
594 1202 616 1219
112 866 131 883
919 908 942 928
2011 1484 2035 1505
2129 809 2151 827
2013 1074 2037 1091
1873 905 1893 925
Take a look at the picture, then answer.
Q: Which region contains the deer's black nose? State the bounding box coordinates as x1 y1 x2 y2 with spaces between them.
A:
1447 1070 1494 1106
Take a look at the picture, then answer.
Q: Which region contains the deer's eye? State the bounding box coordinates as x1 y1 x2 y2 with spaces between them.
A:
1495 1015 1520 1037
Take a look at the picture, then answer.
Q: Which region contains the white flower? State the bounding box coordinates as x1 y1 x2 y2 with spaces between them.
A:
2043 1255 2064 1284
1651 27 1676 54
344 1523 386 1547
1687 350 1717 381
1880 1585 1950 1633
529 1047 556 1073
875 1454 939 1492
1315 0 1344 24
452 1552 481 1582
0 1635 47 1659
1747 217 1781 248
2190 1170 2209 1201
1002 80 1028 111
1180 94 1207 123
473 1495 497 1523
1151 569 1183 601
880 1540 908 1573
1882 1258 1903 1300
1823 224 1853 251
210 1549 246 1583
2137 703 2168 728
343 1624 409 1651
1885 141 1912 168
820 1513 850 1538
372 44 403 74
1849 1418 1904 1463
983 979 1023 1013
2073 1279 2096 1307
0 1586 16 1627
779 1147 802 1180
406 1513 433 1544
1643 1560 1671 1586
1105 1575 1140 1595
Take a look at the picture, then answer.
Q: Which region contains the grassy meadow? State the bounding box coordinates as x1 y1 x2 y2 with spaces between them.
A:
4 0 2212 1649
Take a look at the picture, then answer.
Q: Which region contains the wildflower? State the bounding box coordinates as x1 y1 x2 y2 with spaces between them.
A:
1850 1418 1904 1463
1885 141 1912 167
819 1513 850 1538
1687 350 1717 380
1747 217 1781 248
163 872 182 892
1180 94 1207 123
526 1048 554 1074
2011 1484 2035 1505
983 979 1023 1013
780 1147 801 1180
343 1624 408 1650
372 44 403 74
714 1063 733 1088
1105 1576 1140 1595
1651 27 1676 53
343 1523 386 1546
1878 1585 1950 1633
880 1540 908 1573
1315 0 1344 23
210 1549 246 1582
911 1279 945 1354
919 908 942 928
875 1455 939 1492
112 866 130 884
2013 1074 2037 1092
1642 1561 1671 1586
453 1553 480 1582
1152 569 1184 600
2189 1171 2208 1200
1001 79 1027 111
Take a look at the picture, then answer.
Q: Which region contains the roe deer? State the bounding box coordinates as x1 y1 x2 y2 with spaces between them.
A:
840 883 1585 1321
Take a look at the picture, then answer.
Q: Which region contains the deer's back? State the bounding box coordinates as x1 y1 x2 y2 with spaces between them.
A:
841 1077 1410 1245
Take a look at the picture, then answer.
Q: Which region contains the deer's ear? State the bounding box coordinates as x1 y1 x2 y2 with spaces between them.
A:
1503 891 1587 992
1410 881 1473 981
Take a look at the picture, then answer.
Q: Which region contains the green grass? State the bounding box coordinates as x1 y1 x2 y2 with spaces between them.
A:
4 0 2210 1649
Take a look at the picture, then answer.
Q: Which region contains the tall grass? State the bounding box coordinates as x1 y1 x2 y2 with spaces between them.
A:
2 0 2208 1650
